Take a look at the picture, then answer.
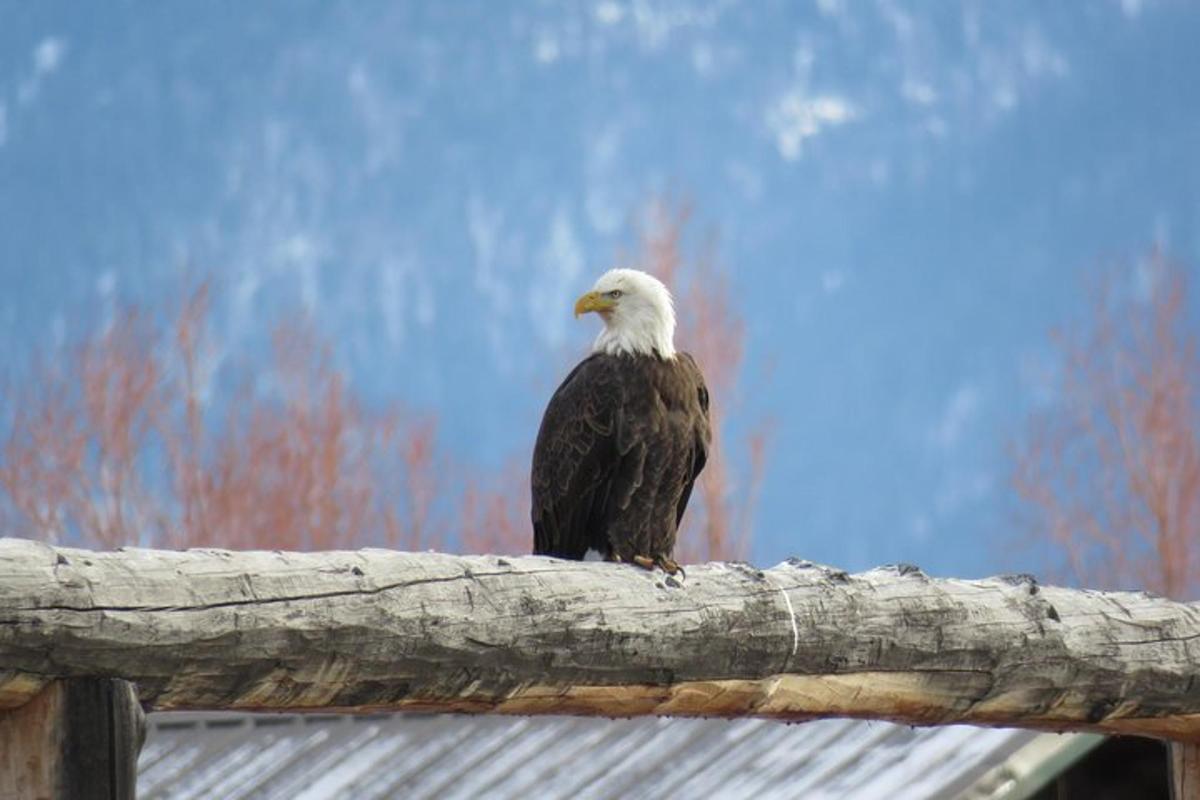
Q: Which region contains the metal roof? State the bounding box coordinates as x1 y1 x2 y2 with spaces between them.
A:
137 712 1098 799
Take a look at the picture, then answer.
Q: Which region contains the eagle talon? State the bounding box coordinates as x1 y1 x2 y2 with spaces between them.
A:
655 556 685 580
631 554 656 570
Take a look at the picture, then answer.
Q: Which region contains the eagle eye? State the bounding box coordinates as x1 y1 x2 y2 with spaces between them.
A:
608 290 623 299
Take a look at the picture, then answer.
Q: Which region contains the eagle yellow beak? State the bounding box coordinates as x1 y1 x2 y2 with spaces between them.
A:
574 291 616 318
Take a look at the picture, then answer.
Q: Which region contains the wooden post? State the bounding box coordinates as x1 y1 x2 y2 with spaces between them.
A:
0 679 144 800
1173 743 1200 800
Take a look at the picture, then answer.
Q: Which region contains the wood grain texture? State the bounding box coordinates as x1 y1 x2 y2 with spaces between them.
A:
1 538 1200 740
0 678 63 800
0 679 142 800
1173 743 1200 800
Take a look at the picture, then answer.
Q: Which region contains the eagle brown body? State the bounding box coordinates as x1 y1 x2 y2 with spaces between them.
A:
531 350 710 566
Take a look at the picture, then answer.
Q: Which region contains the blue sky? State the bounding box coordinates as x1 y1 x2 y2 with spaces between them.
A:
2 1 1198 577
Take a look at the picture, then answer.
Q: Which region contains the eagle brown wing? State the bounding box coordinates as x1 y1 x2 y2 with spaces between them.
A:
531 354 646 559
673 352 711 531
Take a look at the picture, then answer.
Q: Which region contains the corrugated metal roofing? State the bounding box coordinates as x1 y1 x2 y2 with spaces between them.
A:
137 712 1082 800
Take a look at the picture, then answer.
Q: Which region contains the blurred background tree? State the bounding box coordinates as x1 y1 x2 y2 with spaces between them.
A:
632 200 767 563
0 201 765 562
0 283 441 552
1011 255 1200 599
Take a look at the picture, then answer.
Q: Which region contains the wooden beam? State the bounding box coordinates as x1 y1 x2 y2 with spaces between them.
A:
0 678 143 800
1 538 1200 740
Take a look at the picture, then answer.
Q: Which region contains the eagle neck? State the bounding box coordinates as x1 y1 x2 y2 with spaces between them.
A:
592 311 676 360
592 329 676 360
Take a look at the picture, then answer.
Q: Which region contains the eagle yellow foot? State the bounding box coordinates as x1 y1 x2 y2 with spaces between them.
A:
629 554 686 581
631 554 655 570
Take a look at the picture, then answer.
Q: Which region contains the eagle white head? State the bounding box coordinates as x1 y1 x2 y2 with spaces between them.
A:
574 268 677 359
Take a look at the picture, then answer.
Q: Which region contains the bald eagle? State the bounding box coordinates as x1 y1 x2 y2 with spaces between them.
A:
531 268 711 575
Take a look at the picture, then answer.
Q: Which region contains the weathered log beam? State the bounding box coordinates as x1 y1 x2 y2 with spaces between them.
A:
1 538 1200 741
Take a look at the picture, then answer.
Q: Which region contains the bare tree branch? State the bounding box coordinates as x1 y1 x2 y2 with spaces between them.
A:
1013 257 1200 598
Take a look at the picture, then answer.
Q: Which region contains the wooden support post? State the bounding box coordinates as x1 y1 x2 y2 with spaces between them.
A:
0 679 144 800
1173 743 1200 800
